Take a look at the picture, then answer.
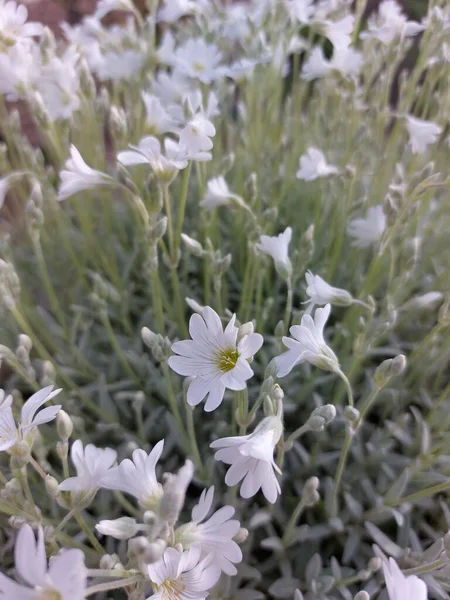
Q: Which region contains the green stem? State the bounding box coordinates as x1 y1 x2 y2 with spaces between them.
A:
163 184 175 260
282 499 305 547
403 558 447 576
185 405 206 481
84 575 143 597
337 370 354 407
388 480 450 507
74 511 105 555
330 430 354 518
175 162 192 256
283 278 293 333
101 312 140 385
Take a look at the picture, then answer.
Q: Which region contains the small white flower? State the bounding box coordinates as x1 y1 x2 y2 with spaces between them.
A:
0 42 37 98
200 177 242 210
0 385 62 453
284 0 315 24
147 546 221 600
275 304 339 377
118 136 188 181
96 517 143 540
323 15 354 48
0 1 43 47
100 441 164 510
176 486 242 575
172 38 223 84
96 49 145 82
256 227 292 279
168 307 263 412
37 48 81 121
296 147 338 181
157 0 199 23
178 114 216 162
0 523 86 600
58 145 113 201
301 45 362 80
305 271 353 307
347 205 386 248
211 415 283 503
59 440 117 506
141 92 183 135
405 116 442 154
360 0 424 45
382 557 427 600
300 46 331 80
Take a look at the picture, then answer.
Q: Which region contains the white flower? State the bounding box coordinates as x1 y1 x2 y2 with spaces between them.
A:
275 304 339 377
0 523 86 600
118 136 188 181
37 48 80 121
178 114 216 162
168 307 263 412
0 42 37 98
59 440 117 506
360 0 424 45
151 70 192 106
58 145 113 201
0 1 43 47
210 416 283 503
100 441 164 510
0 385 62 453
159 459 195 525
323 15 354 48
200 177 242 210
405 116 442 154
256 227 292 279
296 147 338 181
305 271 353 307
172 38 223 84
96 517 143 540
147 546 220 600
141 92 183 135
157 0 199 23
382 557 427 600
301 45 362 80
94 0 135 19
347 205 386 248
176 486 242 575
96 49 145 82
300 46 330 80
284 0 315 24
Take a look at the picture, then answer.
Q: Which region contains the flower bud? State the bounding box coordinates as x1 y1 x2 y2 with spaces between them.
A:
96 517 140 540
56 411 73 441
374 354 407 388
185 298 204 314
18 334 32 353
238 321 254 340
303 476 320 506
128 536 151 558
100 554 122 570
181 234 204 257
354 592 370 600
312 404 336 424
151 217 168 242
233 528 249 544
56 440 68 460
146 539 167 563
159 460 194 525
307 415 325 431
368 557 382 572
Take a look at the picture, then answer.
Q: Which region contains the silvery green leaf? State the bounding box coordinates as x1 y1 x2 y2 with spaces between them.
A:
422 575 448 599
293 591 304 600
342 531 361 564
317 575 334 593
422 538 444 562
249 510 272 529
234 589 265 600
344 492 363 519
385 469 411 502
365 523 402 557
261 537 284 552
305 554 322 583
330 557 341 580
285 525 310 547
238 564 263 582
268 577 301 599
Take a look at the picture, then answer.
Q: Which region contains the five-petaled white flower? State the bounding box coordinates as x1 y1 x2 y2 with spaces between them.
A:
301 46 362 81
118 136 188 182
360 0 424 45
172 38 223 84
147 546 221 600
347 205 386 248
275 304 339 377
0 523 86 600
296 147 339 181
200 177 243 210
0 385 62 453
0 1 43 47
168 306 263 412
256 227 292 279
211 415 283 503
59 439 117 507
178 114 216 162
100 440 164 510
141 92 183 135
176 486 242 575
284 0 315 24
382 557 427 600
405 116 442 155
305 271 353 307
58 145 113 201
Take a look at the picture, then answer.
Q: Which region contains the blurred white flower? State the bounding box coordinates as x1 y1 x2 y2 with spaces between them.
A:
151 70 192 105
382 557 427 600
284 0 315 24
171 38 223 84
178 114 216 161
0 524 86 600
59 440 117 505
360 0 424 44
0 42 37 98
94 0 135 19
301 45 362 80
159 459 194 525
176 486 242 575
118 136 188 181
147 546 220 600
256 227 292 279
200 177 242 210
141 92 183 135
0 1 43 46
58 145 113 201
0 176 11 210
157 0 199 23
0 385 62 453
96 49 145 82
406 116 442 154
305 271 353 307
37 48 81 121
323 15 354 48
275 304 340 376
211 415 283 503
347 205 386 247
168 306 263 412
296 147 338 181
100 441 164 510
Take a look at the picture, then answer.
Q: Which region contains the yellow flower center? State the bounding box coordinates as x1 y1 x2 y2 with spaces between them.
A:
160 578 186 600
193 61 205 72
36 588 62 600
217 348 239 373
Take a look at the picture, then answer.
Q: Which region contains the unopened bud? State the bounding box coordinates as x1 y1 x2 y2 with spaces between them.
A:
185 297 204 314
233 528 249 544
275 259 292 280
56 411 73 441
344 406 360 423
271 384 284 401
238 321 254 340
128 536 151 558
374 354 407 388
146 539 167 563
181 234 204 257
312 404 336 424
303 476 320 506
358 569 371 581
307 415 325 431
368 557 382 572
96 517 140 540
18 334 32 352
100 554 122 570
141 326 157 348
11 442 30 462
45 475 60 498
56 441 68 460
354 592 370 600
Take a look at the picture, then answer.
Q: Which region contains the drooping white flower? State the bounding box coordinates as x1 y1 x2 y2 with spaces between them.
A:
0 524 86 600
305 271 353 307
360 0 424 45
96 517 143 540
118 136 188 181
178 114 216 162
168 307 263 412
59 440 117 506
141 92 183 135
347 205 386 248
405 116 442 155
172 38 223 84
211 415 283 503
200 177 243 210
147 546 221 600
296 147 338 181
100 441 164 510
0 1 43 47
176 487 242 575
58 145 113 201
0 385 62 453
256 227 292 279
275 304 340 377
382 557 427 600
157 0 199 23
